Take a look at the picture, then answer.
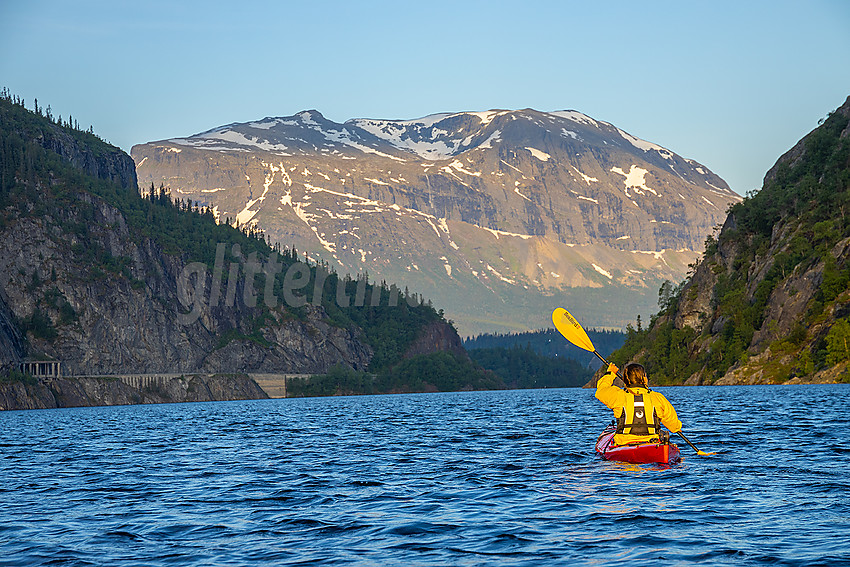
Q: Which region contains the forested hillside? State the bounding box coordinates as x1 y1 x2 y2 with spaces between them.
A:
609 96 850 385
0 92 461 381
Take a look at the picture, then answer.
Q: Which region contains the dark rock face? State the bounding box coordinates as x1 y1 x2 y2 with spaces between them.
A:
0 374 269 411
0 293 25 373
0 379 58 409
36 127 138 191
1 103 377 378
0 202 374 375
403 320 468 360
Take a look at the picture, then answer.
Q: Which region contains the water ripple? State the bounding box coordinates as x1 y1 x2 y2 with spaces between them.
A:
1 386 849 565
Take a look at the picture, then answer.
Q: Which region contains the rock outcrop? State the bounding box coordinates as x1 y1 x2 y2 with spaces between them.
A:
36 124 138 192
0 293 25 373
402 320 468 360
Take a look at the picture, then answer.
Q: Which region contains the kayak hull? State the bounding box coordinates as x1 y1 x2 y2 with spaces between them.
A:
595 425 681 465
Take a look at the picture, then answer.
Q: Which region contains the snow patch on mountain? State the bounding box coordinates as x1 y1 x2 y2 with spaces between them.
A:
349 111 513 160
298 111 320 126
571 166 598 185
234 161 282 225
632 249 671 267
440 256 453 277
203 130 290 153
476 226 534 240
438 218 461 250
468 110 510 126
611 165 657 196
526 147 551 162
514 183 532 201
445 160 481 177
617 128 667 154
350 117 460 160
284 183 338 254
485 264 516 285
549 110 599 127
592 264 613 279
235 206 258 225
479 130 502 149
248 118 282 130
318 127 407 162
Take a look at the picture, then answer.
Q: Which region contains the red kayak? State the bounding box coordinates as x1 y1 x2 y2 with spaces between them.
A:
595 424 681 465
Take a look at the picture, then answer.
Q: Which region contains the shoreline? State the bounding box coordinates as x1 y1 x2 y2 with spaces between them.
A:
0 373 268 411
3 373 847 411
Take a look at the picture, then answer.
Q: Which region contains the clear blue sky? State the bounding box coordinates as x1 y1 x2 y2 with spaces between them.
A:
2 0 849 195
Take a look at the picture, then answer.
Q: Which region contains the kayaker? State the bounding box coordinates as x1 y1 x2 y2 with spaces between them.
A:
595 362 682 446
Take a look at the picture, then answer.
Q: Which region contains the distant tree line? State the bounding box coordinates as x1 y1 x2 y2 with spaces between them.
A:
287 351 503 397
467 344 593 388
464 327 626 369
287 344 594 397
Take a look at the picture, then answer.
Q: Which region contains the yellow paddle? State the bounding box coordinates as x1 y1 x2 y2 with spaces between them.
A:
552 307 611 368
676 431 716 456
552 307 716 456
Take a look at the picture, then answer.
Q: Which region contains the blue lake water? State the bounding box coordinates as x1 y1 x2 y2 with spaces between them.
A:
1 385 848 566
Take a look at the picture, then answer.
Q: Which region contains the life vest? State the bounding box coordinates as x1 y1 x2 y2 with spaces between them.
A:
616 391 659 436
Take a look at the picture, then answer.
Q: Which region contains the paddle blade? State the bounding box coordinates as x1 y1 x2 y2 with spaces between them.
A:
552 307 596 352
677 431 716 456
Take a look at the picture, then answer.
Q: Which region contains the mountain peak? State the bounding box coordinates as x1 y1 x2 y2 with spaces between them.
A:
134 106 741 333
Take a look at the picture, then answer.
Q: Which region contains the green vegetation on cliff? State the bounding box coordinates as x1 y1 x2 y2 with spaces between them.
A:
610 97 850 385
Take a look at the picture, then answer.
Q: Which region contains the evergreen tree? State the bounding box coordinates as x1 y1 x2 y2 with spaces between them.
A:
826 319 850 366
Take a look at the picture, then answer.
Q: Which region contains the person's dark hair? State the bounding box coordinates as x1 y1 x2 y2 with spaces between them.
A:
623 363 648 388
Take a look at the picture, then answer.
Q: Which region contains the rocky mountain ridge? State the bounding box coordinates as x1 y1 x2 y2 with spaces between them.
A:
133 108 741 334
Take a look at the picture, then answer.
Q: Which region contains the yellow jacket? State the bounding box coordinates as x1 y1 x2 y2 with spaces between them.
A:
595 367 682 445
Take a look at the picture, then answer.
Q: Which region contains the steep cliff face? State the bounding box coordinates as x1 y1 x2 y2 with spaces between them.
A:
0 293 25 373
615 95 850 385
403 320 468 360
133 109 740 333
35 126 138 191
0 204 373 374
